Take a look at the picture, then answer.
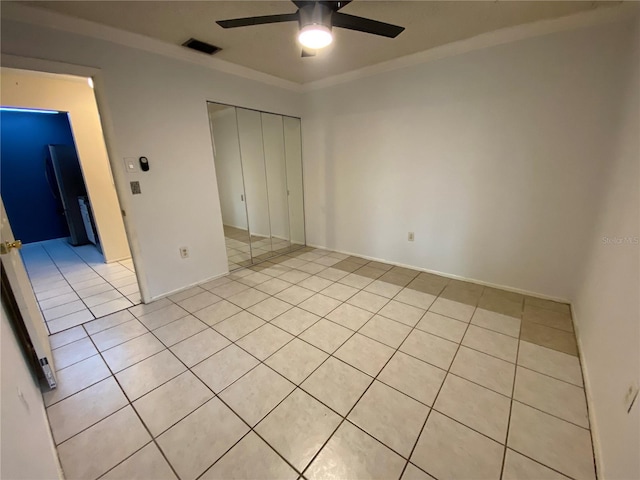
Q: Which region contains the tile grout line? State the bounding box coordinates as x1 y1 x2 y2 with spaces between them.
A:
50 319 590 448
397 302 479 480
136 260 389 478
227 241 307 273
135 301 313 479
298 275 459 477
501 426 583 480
27 242 77 335
47 328 181 480
47 238 140 307
514 361 585 388
80 322 182 480
29 239 140 331
500 301 523 479
44 249 588 480
220 268 524 470
52 262 472 439
89 266 346 478
52 257 550 397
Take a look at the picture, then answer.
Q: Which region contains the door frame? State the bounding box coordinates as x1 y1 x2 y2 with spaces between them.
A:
1 53 150 303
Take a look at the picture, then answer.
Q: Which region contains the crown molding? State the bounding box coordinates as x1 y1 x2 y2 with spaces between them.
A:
0 2 304 93
302 2 639 92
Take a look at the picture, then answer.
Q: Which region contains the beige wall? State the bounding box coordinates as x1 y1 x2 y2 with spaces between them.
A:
0 68 131 262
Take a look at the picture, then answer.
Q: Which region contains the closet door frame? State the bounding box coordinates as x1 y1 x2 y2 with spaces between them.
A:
207 100 306 267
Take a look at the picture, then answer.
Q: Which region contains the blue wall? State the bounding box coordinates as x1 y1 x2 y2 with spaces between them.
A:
1 110 76 243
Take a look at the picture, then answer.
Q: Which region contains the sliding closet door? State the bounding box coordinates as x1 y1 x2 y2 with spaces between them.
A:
236 108 273 261
283 116 305 249
261 113 291 255
208 103 251 270
210 102 305 269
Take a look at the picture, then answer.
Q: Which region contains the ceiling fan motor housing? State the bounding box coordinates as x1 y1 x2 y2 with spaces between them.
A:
298 3 333 30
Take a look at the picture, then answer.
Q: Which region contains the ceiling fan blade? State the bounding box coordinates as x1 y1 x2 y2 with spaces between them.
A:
332 12 405 38
301 48 316 57
217 13 298 29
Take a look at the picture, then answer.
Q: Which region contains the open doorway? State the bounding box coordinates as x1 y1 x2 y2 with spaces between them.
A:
1 68 140 336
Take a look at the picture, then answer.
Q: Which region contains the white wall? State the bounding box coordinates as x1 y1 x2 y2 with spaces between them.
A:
209 106 248 231
1 16 301 300
1 68 131 263
571 19 639 480
0 299 61 479
302 20 634 300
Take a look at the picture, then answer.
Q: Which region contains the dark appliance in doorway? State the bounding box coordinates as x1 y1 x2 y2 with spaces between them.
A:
45 144 94 246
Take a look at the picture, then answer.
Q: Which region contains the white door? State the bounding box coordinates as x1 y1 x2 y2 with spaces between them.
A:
1 198 57 388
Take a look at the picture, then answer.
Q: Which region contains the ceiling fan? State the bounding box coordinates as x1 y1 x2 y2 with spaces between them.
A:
216 1 405 57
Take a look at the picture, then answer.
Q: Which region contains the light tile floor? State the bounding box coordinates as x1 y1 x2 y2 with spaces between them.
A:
21 239 141 334
224 226 252 270
44 247 595 480
224 225 304 271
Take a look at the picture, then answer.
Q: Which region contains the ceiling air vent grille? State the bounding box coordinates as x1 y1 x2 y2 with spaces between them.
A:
182 38 221 55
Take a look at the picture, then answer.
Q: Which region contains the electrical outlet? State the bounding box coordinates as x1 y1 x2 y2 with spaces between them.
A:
624 382 639 413
408 232 415 242
179 246 189 259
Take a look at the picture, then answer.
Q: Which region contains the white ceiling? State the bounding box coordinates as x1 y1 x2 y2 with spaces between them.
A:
23 1 619 84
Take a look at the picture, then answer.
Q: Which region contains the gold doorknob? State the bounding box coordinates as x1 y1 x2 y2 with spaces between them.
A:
0 240 22 254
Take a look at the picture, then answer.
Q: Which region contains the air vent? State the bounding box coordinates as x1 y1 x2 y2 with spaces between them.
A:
182 38 221 55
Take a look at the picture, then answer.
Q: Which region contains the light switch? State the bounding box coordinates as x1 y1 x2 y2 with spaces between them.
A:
124 157 139 173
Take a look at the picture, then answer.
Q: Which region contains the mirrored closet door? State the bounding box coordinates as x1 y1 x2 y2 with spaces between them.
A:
208 102 305 271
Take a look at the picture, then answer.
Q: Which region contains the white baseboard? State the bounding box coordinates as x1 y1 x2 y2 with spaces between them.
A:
104 255 132 264
570 305 602 479
145 271 229 303
306 242 571 303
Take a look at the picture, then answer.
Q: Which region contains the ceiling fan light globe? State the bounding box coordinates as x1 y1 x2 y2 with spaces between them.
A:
298 24 333 50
